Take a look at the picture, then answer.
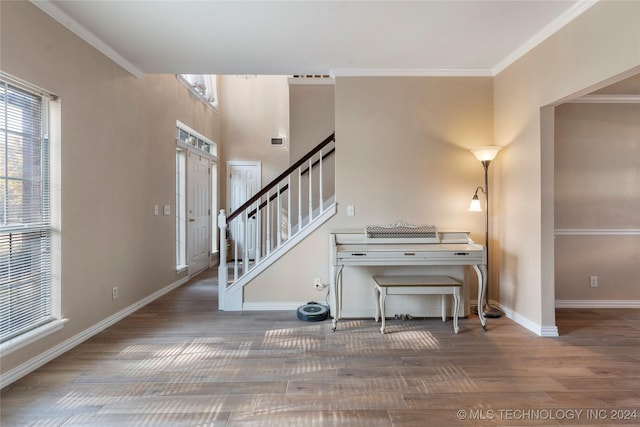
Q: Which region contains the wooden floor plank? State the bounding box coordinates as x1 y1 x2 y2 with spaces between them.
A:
2 268 639 426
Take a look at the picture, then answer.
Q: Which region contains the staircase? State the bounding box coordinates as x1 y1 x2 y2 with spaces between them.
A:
217 133 336 310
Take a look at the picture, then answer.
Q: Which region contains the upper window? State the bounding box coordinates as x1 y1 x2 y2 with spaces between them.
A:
0 76 54 344
176 125 217 156
178 74 218 110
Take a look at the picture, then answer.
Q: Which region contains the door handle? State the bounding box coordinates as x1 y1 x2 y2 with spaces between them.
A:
189 218 195 222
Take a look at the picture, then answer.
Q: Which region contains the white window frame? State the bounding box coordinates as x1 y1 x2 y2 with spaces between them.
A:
176 148 187 272
177 74 218 111
0 72 65 357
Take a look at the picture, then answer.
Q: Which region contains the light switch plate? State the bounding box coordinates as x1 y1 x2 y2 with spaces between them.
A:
163 205 171 215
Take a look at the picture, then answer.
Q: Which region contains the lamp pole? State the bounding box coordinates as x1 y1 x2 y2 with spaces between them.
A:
481 160 501 318
470 145 502 319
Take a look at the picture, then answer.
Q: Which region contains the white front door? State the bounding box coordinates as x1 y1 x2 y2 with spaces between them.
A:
188 152 210 275
227 162 260 260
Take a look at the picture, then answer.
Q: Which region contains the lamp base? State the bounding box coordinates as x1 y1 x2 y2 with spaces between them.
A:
483 304 502 318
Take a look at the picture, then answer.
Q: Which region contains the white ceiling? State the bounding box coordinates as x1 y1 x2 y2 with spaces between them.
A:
34 0 596 78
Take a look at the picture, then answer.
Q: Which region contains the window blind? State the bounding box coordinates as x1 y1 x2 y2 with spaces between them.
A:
0 79 53 343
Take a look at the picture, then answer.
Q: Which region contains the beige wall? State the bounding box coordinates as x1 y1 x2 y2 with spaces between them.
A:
554 102 640 301
0 2 220 375
2 0 639 383
245 76 493 316
247 2 640 330
286 79 336 230
218 75 289 212
494 1 640 330
288 80 335 161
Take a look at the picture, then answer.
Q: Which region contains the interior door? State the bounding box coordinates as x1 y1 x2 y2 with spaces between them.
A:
188 152 210 275
227 162 260 260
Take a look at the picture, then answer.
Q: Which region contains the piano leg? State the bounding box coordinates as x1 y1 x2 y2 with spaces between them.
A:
453 287 460 334
379 286 387 334
473 264 487 330
374 278 381 323
330 265 344 332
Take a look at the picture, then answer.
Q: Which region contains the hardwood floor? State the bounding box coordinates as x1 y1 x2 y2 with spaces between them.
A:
2 269 639 426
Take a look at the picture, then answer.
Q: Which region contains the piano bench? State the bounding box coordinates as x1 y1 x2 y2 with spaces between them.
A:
372 275 462 334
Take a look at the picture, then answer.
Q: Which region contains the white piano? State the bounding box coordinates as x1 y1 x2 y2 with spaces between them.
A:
329 221 487 331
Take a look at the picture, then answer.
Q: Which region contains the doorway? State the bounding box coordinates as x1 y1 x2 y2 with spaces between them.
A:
227 161 261 260
176 121 218 276
187 152 211 275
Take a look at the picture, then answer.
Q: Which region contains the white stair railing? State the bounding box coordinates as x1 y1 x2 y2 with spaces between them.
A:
218 133 336 310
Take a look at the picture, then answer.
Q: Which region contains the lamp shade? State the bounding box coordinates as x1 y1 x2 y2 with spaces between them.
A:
468 195 482 212
471 146 502 162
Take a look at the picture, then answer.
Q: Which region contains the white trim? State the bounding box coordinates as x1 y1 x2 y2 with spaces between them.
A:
176 120 218 160
493 0 598 75
0 276 190 389
497 302 559 337
556 300 640 308
176 120 214 145
330 68 493 78
30 1 144 78
0 319 68 356
176 140 218 161
555 229 640 236
0 71 57 100
569 95 640 104
540 326 560 337
242 302 307 311
30 0 598 80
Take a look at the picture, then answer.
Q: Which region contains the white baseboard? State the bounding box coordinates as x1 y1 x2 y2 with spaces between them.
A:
242 302 306 311
496 302 559 337
556 299 640 308
1 276 190 389
477 299 640 337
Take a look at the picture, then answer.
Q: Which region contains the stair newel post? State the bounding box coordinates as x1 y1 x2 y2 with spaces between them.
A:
217 209 228 310
319 149 324 214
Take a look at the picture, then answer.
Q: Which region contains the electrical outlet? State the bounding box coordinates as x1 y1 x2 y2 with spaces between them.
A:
112 286 118 299
589 276 598 288
346 205 355 217
314 278 326 291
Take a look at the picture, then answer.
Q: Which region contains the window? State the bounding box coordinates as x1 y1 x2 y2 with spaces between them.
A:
176 148 187 271
177 74 218 110
0 75 58 348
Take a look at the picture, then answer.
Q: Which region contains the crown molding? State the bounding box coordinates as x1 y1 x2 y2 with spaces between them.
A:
32 0 599 80
30 0 144 78
567 95 640 104
492 0 599 75
330 68 493 78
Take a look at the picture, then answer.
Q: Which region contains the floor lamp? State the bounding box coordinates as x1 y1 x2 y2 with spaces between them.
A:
469 146 502 318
